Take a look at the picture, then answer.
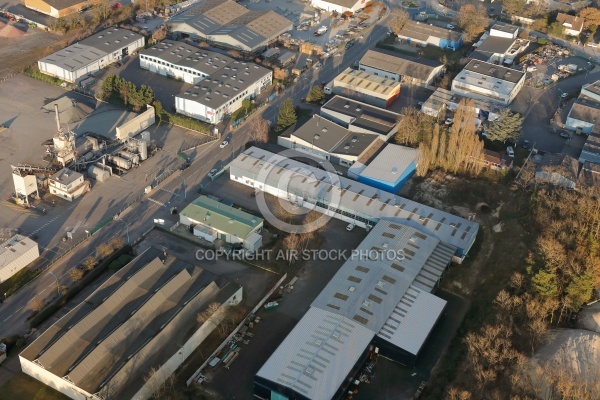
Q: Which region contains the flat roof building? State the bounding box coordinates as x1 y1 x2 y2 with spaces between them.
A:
166 0 292 53
358 49 445 87
20 247 242 400
230 147 479 257
23 0 100 18
357 144 418 193
321 95 399 141
566 98 600 135
422 87 501 120
398 21 464 51
277 115 383 167
48 168 87 202
324 68 401 109
255 220 454 399
310 0 363 13
0 235 39 283
451 60 526 105
38 27 144 83
180 195 264 250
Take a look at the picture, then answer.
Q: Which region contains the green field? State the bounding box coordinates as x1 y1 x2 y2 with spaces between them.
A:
0 373 69 400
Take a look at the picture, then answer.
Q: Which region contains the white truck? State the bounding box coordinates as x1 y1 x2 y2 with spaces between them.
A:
314 26 328 36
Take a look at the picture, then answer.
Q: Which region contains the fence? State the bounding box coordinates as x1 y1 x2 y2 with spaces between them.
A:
186 272 287 386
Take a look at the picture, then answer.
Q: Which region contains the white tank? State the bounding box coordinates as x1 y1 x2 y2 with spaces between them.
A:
138 141 148 161
110 155 132 170
119 151 140 166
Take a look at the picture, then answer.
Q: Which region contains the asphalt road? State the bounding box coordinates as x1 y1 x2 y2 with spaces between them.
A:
0 17 391 339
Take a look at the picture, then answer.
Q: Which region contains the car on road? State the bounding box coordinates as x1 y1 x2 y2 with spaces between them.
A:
447 24 455 29
346 223 355 232
506 146 515 157
560 132 571 139
445 118 454 125
208 168 218 177
521 140 530 149
315 62 322 68
179 162 190 171
345 40 355 49
115 61 122 68
561 92 568 98
220 140 229 148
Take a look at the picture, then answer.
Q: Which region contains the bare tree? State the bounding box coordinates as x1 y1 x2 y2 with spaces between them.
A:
96 243 113 258
144 366 177 400
82 256 97 271
197 302 222 327
68 268 84 283
249 117 269 144
52 283 68 297
387 9 410 35
283 233 302 264
111 236 126 249
30 298 44 312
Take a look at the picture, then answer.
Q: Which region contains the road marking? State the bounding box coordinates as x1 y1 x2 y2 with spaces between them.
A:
148 198 166 207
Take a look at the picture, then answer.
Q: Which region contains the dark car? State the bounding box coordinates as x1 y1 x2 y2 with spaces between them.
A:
115 61 122 68
179 162 190 171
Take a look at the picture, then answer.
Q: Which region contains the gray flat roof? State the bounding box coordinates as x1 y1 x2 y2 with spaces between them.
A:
141 40 234 76
359 144 418 183
399 21 463 43
491 24 518 34
359 49 443 82
39 27 143 72
317 0 361 7
50 168 82 185
21 247 238 398
463 59 525 84
476 36 515 54
583 80 600 98
568 99 600 130
291 115 378 156
321 95 399 136
580 133 600 164
231 147 479 252
175 60 271 109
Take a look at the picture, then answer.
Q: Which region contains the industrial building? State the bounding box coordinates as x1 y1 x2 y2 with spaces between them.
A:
254 220 454 400
451 60 526 105
277 115 383 167
310 0 363 13
470 25 529 65
230 147 479 257
48 168 87 202
397 21 464 51
579 133 600 165
139 41 235 84
20 247 242 400
179 195 264 250
348 144 418 192
320 96 399 141
23 0 99 18
166 0 292 53
421 87 501 121
38 27 144 83
565 80 600 135
358 49 445 87
0 235 39 283
324 68 401 109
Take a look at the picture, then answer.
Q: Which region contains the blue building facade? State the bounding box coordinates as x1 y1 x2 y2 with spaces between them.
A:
358 160 417 193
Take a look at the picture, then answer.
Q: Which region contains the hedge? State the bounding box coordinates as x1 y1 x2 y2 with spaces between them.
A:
23 66 64 86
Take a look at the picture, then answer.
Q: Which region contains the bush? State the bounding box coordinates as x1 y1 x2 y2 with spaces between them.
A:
162 112 212 135
108 254 134 270
537 38 551 45
0 268 42 300
23 66 64 86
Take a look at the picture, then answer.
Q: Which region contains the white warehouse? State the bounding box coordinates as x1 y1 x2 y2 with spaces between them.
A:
451 60 526 105
311 0 363 13
38 27 144 83
0 235 39 283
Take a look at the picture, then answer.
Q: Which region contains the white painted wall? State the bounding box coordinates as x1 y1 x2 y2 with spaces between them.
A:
19 357 94 400
311 0 361 13
0 244 39 283
139 54 208 84
566 117 595 134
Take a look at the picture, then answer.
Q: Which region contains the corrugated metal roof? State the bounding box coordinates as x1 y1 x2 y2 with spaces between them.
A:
377 287 446 355
333 68 400 96
359 50 443 82
359 144 418 183
230 147 479 252
181 195 263 239
321 95 399 136
256 307 374 400
0 235 38 274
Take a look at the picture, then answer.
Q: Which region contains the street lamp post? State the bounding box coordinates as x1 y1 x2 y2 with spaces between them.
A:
118 219 131 244
49 271 61 297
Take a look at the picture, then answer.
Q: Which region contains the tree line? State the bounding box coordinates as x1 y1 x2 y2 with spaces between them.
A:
101 74 155 112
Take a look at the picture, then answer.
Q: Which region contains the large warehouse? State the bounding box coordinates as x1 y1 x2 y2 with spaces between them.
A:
358 49 445 87
20 247 241 400
38 27 144 83
311 0 363 13
254 220 454 400
141 40 272 124
23 0 99 18
0 235 39 283
230 147 479 258
166 0 292 53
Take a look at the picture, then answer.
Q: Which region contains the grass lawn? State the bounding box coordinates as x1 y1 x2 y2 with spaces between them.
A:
0 373 69 400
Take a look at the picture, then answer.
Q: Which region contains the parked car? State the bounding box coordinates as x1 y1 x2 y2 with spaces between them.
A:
561 92 568 98
506 146 515 157
560 132 571 139
219 140 229 148
179 162 190 171
445 118 454 125
447 24 455 29
521 139 530 149
346 223 355 232
208 168 218 177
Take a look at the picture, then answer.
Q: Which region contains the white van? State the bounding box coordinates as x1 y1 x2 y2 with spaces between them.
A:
506 146 515 157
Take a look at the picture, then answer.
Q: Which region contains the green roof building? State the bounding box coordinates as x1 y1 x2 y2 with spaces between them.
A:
180 195 264 250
